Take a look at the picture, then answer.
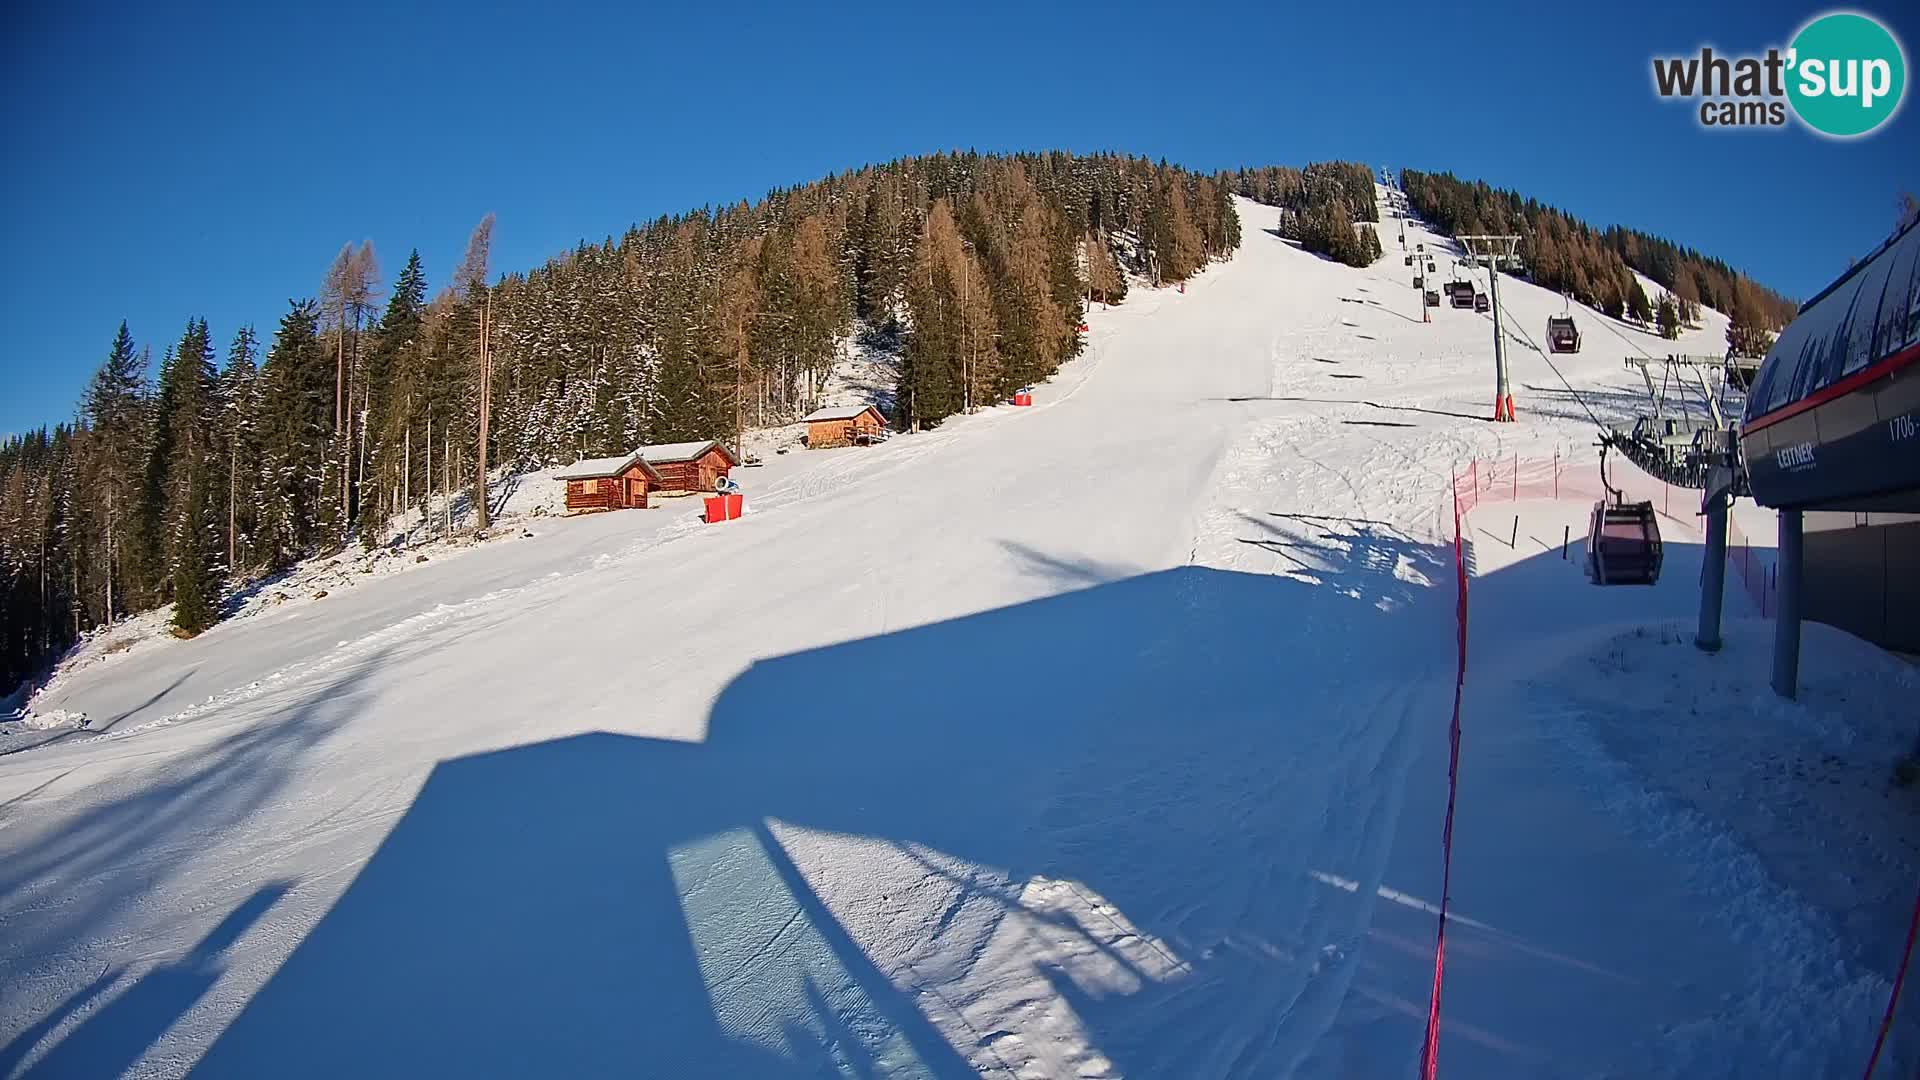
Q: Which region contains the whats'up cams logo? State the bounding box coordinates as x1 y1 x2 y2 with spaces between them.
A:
1652 11 1906 137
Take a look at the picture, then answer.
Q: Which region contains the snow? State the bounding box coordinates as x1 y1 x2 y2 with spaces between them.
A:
1 193 1912 1079
640 439 728 463
802 405 883 422
552 452 646 480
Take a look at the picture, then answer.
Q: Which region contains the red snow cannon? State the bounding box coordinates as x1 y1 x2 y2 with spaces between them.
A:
703 492 744 523
1012 389 1033 407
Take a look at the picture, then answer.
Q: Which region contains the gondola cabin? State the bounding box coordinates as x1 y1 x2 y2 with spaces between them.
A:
1474 292 1489 313
1424 289 1441 308
1448 281 1476 308
1547 315 1582 354
803 404 888 449
555 451 663 513
1587 499 1663 585
638 440 739 494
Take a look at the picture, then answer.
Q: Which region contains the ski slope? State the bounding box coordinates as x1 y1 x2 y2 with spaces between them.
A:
1 195 1909 1078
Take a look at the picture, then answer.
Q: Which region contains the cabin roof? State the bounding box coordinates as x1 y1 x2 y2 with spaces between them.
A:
802 404 882 423
638 439 738 465
553 451 662 481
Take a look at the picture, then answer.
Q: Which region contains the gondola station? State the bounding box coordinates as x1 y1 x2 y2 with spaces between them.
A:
1735 216 1920 697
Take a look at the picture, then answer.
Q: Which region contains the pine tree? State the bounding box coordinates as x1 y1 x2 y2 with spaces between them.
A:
1655 295 1680 339
161 319 221 637
358 250 428 543
1627 279 1653 324
218 326 262 571
257 301 330 567
1726 281 1776 358
81 323 149 621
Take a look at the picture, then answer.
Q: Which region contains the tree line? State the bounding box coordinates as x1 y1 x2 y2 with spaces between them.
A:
1398 169 1797 355
1222 162 1384 267
1 150 1266 691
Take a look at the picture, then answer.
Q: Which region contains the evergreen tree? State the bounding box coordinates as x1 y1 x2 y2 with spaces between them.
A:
1655 294 1681 340
257 301 330 567
80 323 149 620
358 250 428 543
1626 279 1653 324
160 319 221 637
217 326 262 571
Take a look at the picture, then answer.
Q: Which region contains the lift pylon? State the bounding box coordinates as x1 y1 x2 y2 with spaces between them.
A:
1458 234 1522 421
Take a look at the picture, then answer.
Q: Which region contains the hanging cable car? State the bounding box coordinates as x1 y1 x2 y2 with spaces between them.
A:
1587 441 1663 586
1447 281 1475 308
1473 292 1489 313
1547 315 1582 353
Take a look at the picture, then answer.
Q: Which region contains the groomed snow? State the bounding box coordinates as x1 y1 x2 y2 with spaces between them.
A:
0 193 1911 1079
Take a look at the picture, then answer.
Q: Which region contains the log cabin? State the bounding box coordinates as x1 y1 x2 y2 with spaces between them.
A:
555 451 664 513
802 405 888 449
638 440 739 494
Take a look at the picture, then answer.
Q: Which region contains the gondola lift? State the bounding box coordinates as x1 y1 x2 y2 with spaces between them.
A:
1547 295 1582 353
1586 440 1663 586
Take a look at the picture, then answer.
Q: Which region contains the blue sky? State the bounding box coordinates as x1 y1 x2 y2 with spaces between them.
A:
2 0 1912 436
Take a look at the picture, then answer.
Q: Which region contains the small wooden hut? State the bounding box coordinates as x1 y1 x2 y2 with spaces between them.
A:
802 405 888 449
638 440 739 493
555 451 663 513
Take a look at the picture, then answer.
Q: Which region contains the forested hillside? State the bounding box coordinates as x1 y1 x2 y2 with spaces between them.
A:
1224 161 1383 267
0 150 1258 690
1399 169 1796 354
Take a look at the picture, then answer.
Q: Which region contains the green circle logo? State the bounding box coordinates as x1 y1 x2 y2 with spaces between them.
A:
1787 12 1906 137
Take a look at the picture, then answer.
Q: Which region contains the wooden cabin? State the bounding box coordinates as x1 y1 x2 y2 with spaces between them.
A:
555 451 663 513
802 405 888 449
638 440 739 493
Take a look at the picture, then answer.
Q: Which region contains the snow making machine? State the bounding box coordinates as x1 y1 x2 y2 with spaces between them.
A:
1547 315 1582 353
1586 440 1663 586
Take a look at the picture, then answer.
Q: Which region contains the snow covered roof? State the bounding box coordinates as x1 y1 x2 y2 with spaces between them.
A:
637 440 736 464
802 404 882 423
553 451 660 481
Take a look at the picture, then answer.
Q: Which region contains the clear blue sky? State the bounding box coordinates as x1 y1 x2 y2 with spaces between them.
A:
2 0 1912 436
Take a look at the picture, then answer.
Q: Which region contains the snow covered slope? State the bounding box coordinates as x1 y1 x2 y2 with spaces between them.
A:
1 195 1909 1079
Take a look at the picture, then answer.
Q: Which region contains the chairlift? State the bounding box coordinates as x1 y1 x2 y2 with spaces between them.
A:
1586 441 1663 586
1547 315 1581 353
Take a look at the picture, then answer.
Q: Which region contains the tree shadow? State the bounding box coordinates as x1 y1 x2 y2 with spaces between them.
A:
0 648 384 992
14 882 292 1080
1222 395 1486 422
93 668 198 732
